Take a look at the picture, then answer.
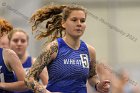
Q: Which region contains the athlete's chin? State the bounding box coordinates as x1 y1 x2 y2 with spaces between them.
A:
73 35 83 38
76 33 84 37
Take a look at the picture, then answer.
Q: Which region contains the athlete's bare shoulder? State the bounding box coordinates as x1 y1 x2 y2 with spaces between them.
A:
85 43 96 56
2 48 20 71
43 40 58 51
3 48 17 62
85 43 97 78
35 40 58 66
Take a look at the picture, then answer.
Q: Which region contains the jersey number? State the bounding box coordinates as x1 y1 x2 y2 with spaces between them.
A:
80 54 89 68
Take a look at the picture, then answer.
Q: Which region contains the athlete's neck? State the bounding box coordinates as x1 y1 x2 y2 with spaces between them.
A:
63 36 80 50
18 52 28 64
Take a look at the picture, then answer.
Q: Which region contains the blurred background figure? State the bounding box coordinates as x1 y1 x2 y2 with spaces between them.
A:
131 85 140 93
0 35 9 48
96 62 140 93
87 59 113 93
96 62 113 81
8 28 48 93
0 18 25 93
87 59 140 93
117 69 140 93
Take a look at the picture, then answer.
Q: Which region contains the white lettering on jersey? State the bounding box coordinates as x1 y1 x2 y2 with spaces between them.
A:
0 66 5 82
64 59 81 65
63 54 89 68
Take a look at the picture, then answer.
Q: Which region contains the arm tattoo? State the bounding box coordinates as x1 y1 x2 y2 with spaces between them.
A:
88 59 97 79
24 42 58 93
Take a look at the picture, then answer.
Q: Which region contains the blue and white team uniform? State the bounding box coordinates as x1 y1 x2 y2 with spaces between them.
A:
47 38 90 93
0 48 16 93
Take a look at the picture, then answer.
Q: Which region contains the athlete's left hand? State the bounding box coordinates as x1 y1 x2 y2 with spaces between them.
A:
96 80 110 93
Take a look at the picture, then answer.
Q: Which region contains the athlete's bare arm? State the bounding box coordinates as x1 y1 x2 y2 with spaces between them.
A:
25 41 58 93
32 58 48 85
87 44 100 86
0 49 26 91
87 44 110 93
4 49 25 80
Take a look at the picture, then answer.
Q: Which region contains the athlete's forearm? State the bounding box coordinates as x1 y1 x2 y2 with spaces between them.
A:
24 56 48 93
24 42 58 93
88 60 100 88
24 78 47 93
0 81 27 92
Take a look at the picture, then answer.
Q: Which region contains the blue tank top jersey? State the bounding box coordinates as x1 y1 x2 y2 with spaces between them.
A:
15 56 33 93
0 48 16 93
47 38 90 93
22 56 32 73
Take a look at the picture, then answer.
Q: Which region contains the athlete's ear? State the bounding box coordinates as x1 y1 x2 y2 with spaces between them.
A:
61 20 66 29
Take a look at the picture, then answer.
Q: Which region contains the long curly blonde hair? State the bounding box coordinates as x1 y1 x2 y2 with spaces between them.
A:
30 4 86 43
0 18 13 37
